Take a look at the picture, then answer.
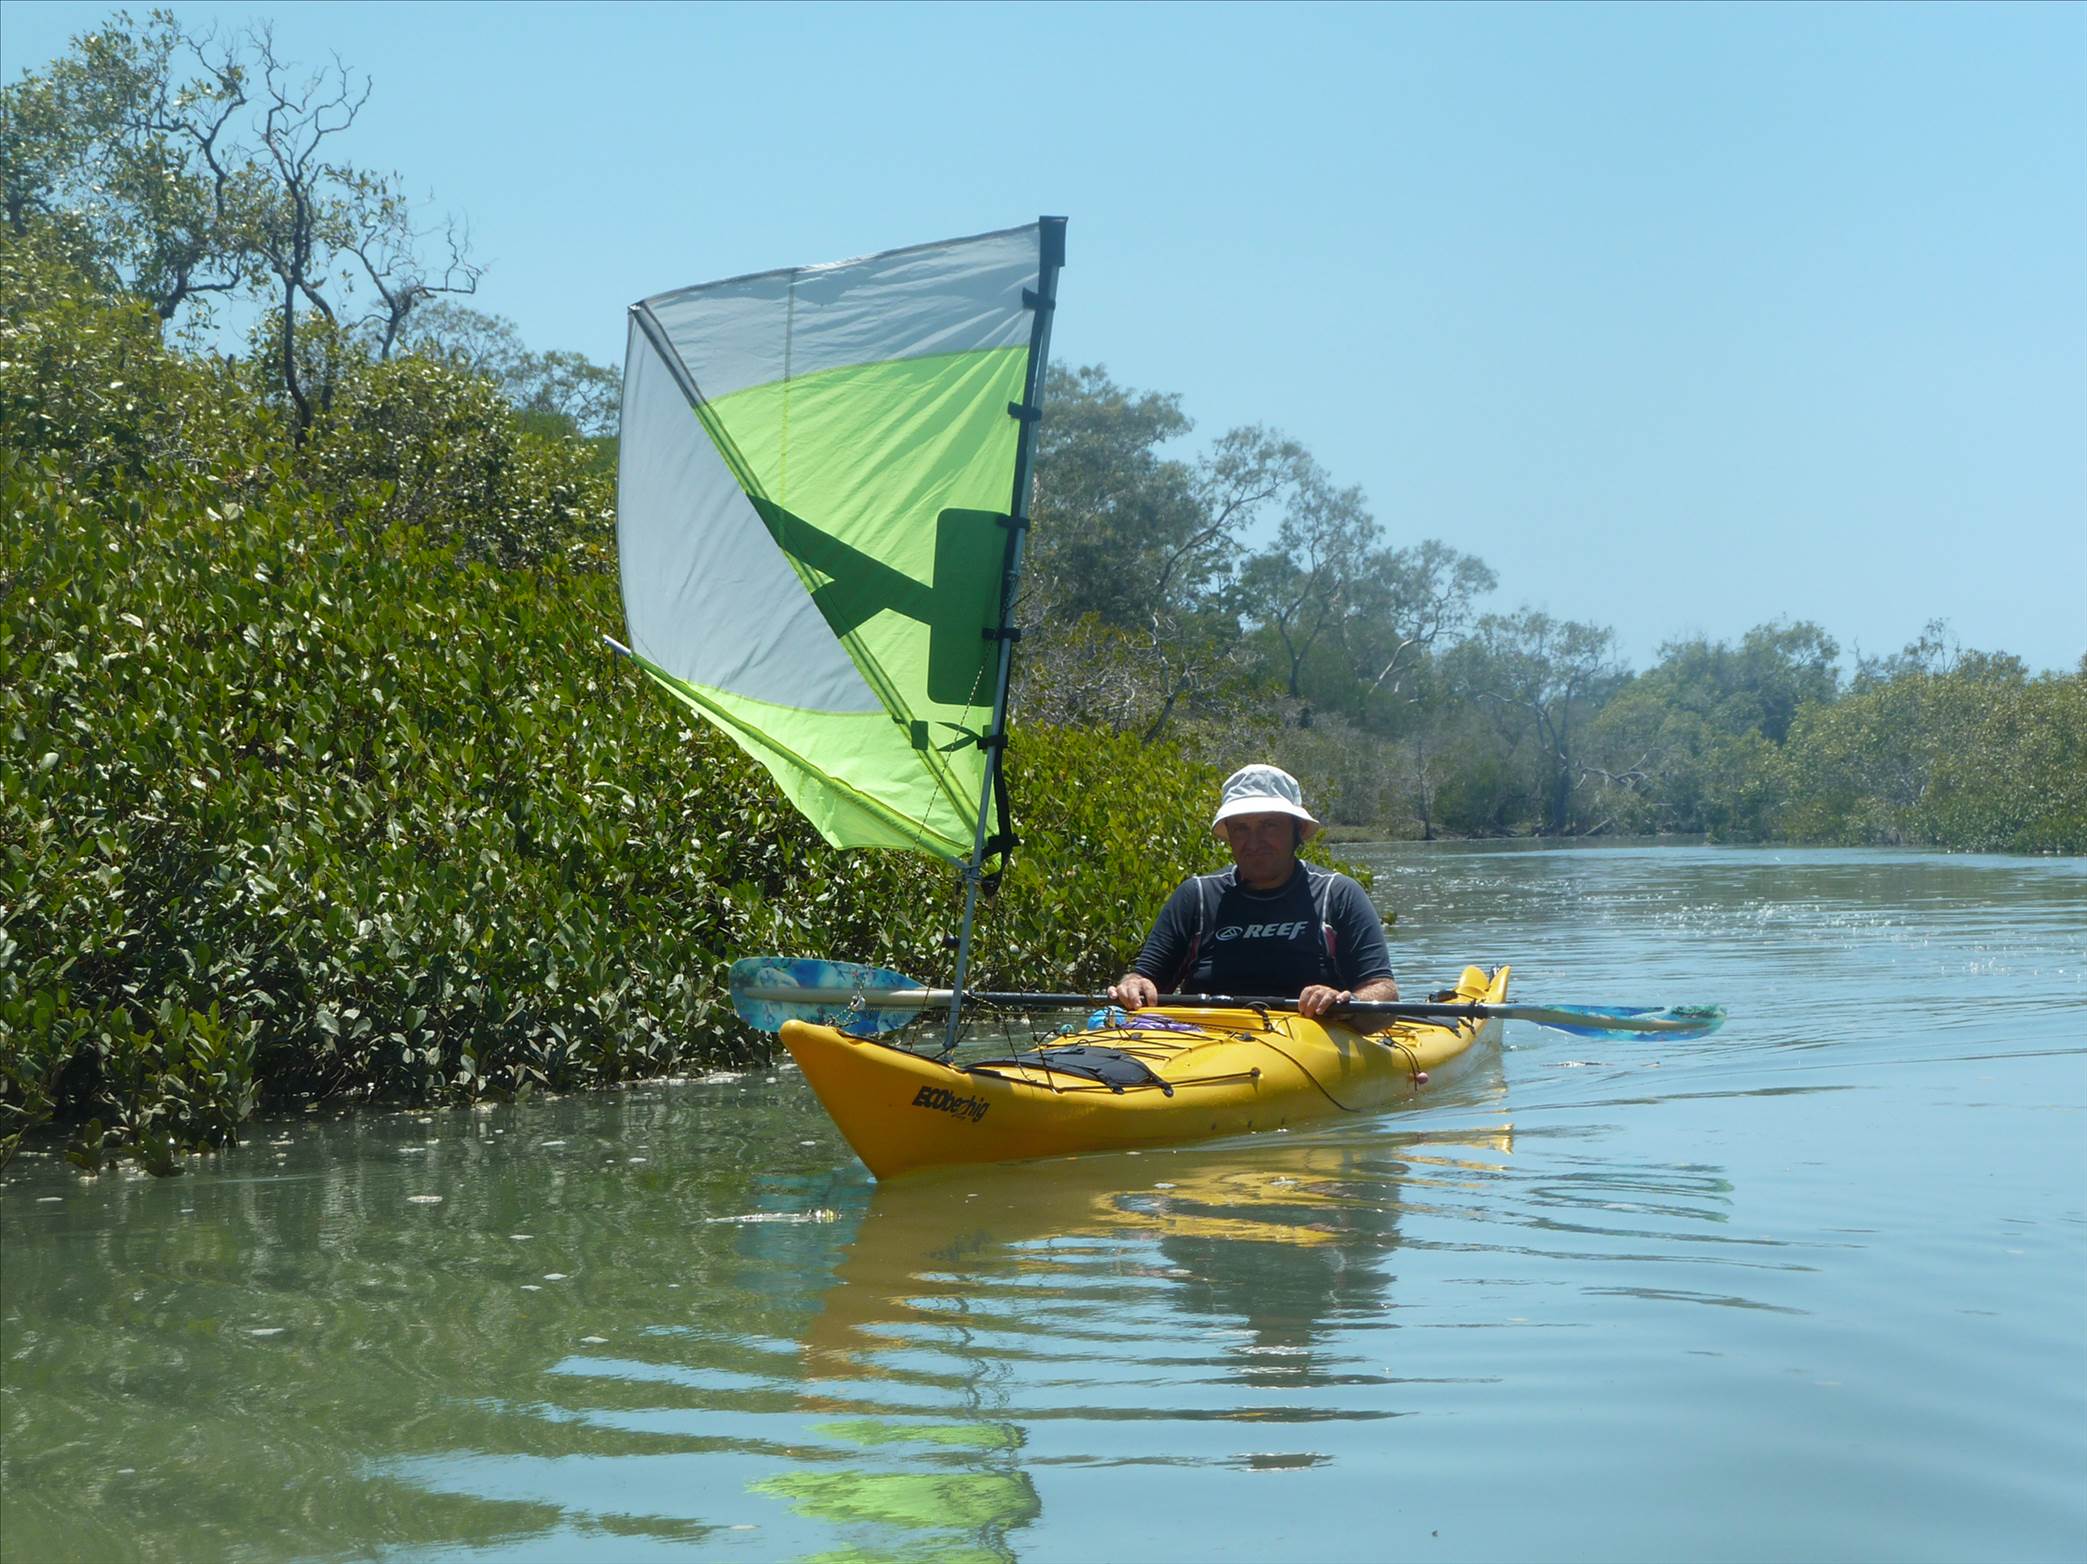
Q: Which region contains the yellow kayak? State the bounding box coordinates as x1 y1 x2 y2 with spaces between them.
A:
782 964 1510 1178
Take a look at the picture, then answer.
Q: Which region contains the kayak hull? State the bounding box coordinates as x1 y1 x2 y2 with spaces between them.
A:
781 965 1509 1178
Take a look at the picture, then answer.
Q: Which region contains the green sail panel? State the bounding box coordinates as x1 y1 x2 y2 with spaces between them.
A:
616 225 1045 863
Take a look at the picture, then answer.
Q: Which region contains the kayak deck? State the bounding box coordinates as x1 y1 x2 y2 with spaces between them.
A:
781 964 1510 1178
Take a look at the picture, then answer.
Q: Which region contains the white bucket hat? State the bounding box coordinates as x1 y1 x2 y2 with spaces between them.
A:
1211 764 1319 841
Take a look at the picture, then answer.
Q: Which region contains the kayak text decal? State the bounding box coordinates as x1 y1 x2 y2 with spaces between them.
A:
911 1085 989 1123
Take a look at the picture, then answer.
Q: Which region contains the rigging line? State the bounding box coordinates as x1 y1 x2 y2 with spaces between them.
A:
968 995 1061 1090
1254 1026 1427 1114
779 269 796 503
643 221 1042 295
906 645 996 858
1254 1037 1366 1114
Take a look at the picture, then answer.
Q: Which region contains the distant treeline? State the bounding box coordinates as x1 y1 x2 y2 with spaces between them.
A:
1016 366 2084 855
2 14 2079 1169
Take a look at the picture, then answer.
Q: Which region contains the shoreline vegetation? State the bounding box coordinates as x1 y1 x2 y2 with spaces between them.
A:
4 14 2082 1169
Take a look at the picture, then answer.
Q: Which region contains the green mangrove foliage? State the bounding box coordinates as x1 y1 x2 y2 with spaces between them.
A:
0 452 1225 1161
1775 657 2087 853
0 222 1230 1165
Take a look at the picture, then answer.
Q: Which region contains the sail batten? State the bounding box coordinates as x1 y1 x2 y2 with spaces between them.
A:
616 222 1061 867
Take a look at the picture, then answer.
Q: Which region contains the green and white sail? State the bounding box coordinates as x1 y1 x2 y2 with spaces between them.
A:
616 222 1063 864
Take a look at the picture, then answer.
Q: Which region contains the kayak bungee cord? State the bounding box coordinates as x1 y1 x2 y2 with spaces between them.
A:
1251 1024 1432 1116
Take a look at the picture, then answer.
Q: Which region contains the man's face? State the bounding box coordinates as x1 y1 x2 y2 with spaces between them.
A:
1221 811 1298 888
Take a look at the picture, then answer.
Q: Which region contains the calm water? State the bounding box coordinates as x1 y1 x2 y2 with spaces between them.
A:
4 844 2084 1563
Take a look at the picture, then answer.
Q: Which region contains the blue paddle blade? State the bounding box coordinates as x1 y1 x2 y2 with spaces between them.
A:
1538 1004 1727 1041
729 957 919 1037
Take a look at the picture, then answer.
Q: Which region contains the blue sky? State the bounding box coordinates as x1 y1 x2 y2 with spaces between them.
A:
6 0 2082 673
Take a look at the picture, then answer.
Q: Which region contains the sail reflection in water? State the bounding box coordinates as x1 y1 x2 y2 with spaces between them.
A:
365 1111 1520 1561
759 1119 1517 1555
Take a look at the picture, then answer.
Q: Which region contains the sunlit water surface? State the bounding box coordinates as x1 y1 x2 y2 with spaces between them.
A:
4 844 2083 1562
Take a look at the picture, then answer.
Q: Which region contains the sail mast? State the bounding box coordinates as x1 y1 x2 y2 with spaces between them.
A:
943 216 1067 1053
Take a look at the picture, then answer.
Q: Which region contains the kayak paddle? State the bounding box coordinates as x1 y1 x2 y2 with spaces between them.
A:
729 957 1725 1041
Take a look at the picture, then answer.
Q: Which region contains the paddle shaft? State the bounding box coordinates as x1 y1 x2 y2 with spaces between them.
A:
733 984 1707 1035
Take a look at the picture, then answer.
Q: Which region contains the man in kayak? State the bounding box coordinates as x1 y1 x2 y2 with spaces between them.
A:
1108 764 1400 1019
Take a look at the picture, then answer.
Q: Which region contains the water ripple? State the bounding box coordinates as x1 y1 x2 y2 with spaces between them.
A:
4 844 2083 1562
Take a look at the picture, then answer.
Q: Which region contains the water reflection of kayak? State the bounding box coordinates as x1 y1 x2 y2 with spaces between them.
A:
783 965 1509 1178
801 1116 1516 1383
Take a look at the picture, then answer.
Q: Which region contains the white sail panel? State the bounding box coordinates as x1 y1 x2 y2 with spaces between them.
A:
616 316 879 713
